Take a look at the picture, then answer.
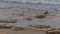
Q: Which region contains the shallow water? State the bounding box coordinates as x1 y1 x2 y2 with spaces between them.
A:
0 8 59 28
0 2 60 28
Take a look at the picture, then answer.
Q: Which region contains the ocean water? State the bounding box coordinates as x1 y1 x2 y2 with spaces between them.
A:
0 1 60 11
0 0 57 3
0 0 60 10
0 0 60 4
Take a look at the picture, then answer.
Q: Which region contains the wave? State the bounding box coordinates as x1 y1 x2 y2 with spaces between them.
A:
0 0 60 4
0 0 60 9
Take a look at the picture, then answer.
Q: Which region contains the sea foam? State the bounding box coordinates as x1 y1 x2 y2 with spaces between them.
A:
0 0 60 4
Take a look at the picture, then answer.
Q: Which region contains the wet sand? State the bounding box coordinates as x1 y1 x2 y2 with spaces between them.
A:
0 6 59 34
0 8 59 27
0 29 46 34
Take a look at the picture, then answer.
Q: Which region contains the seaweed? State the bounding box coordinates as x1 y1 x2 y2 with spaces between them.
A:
12 27 25 31
0 19 17 23
44 11 49 15
35 15 45 18
25 18 33 20
0 26 12 29
19 14 24 16
22 12 24 13
34 25 50 28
